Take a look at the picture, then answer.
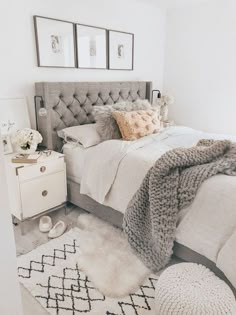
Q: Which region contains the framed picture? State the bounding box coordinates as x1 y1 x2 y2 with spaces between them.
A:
108 30 134 70
34 16 76 68
2 135 13 155
76 24 107 69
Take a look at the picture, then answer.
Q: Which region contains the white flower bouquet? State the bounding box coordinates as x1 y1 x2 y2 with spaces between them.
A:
12 128 43 153
157 95 175 107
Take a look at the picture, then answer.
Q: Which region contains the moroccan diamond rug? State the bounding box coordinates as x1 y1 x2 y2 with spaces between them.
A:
18 228 158 315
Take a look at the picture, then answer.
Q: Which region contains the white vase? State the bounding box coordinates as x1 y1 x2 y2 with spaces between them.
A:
16 144 37 154
161 104 169 122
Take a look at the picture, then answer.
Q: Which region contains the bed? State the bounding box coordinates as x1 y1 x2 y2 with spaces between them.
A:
35 81 236 295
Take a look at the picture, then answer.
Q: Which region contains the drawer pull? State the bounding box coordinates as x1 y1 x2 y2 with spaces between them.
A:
42 190 48 197
40 166 46 173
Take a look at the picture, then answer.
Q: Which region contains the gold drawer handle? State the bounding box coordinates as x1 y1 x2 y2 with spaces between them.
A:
42 190 48 197
40 166 46 173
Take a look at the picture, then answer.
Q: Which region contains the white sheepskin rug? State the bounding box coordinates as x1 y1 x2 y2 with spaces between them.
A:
77 213 151 297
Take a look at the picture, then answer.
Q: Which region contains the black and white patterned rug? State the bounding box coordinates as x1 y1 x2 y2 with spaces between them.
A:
18 228 158 315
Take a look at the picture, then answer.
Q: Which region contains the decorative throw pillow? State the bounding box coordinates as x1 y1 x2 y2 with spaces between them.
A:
92 100 152 141
57 124 102 148
112 109 161 140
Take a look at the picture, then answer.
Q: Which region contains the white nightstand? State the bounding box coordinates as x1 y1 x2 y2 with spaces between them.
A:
5 151 67 234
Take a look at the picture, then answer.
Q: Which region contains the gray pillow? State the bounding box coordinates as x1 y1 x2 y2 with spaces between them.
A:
92 100 152 141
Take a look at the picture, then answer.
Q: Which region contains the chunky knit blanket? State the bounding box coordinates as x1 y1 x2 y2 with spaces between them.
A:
123 139 236 272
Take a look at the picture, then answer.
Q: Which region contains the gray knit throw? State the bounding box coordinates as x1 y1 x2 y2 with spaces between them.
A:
123 139 236 272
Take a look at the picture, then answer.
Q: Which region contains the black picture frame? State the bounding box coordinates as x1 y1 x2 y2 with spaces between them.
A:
108 30 134 71
76 23 108 70
34 15 77 68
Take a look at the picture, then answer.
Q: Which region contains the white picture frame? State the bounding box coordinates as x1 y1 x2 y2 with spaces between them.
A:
34 16 76 68
0 98 31 135
2 135 13 155
108 30 134 70
76 24 107 69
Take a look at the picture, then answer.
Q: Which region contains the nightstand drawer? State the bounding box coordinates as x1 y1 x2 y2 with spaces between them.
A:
17 158 64 182
20 171 66 219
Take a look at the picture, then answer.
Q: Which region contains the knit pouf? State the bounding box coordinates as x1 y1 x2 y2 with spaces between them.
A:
155 263 236 315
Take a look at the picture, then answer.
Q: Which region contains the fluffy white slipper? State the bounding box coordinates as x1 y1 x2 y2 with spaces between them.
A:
39 216 52 233
48 221 67 239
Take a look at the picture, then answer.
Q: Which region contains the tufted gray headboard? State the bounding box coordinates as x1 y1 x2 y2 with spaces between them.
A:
35 81 152 151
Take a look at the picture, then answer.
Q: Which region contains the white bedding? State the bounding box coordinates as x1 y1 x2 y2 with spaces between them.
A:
79 126 236 212
63 126 236 288
63 143 86 183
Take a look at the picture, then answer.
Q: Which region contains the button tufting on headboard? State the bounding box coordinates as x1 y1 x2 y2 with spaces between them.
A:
35 81 152 151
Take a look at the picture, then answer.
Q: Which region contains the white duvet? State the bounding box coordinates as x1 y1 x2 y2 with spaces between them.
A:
66 126 236 288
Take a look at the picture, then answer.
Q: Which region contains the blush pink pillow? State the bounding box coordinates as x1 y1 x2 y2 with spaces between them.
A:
112 109 161 140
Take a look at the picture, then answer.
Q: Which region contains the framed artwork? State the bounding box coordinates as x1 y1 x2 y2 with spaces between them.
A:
2 135 13 155
34 16 76 68
108 30 134 70
0 97 31 154
76 24 107 69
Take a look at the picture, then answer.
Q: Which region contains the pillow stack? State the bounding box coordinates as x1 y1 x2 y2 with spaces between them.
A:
93 99 161 141
58 99 161 148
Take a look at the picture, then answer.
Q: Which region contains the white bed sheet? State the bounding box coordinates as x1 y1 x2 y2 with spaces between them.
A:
78 126 236 213
63 143 87 184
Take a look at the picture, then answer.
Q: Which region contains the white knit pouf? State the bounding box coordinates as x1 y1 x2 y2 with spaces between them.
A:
155 263 236 315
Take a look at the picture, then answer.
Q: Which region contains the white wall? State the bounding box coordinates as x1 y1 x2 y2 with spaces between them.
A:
0 133 23 315
164 0 236 135
0 0 166 127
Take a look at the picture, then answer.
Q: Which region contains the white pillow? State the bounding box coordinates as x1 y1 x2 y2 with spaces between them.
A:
58 124 102 148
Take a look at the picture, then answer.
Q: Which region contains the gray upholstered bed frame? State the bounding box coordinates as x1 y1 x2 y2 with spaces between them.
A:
35 81 235 295
34 81 151 223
